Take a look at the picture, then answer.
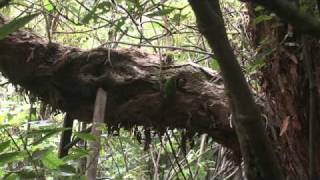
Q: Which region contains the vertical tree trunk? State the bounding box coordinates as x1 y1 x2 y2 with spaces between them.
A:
189 1 283 179
58 114 74 158
247 2 320 178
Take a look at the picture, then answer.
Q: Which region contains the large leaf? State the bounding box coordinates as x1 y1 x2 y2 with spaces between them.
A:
0 13 39 40
62 148 89 161
5 166 39 179
51 164 77 177
15 170 38 179
30 128 66 146
0 151 26 165
41 151 64 169
32 147 52 160
74 132 97 141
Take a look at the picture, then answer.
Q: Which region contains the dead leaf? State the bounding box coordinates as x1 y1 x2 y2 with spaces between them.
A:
280 116 290 136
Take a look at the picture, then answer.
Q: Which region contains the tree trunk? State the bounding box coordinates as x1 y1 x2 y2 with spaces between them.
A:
247 2 320 179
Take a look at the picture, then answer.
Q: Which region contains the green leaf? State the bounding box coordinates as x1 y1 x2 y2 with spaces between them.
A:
0 13 39 40
27 127 67 136
82 4 98 24
52 164 77 177
0 124 10 129
30 128 65 146
115 17 126 32
0 151 26 165
97 1 112 13
210 59 220 71
164 77 177 100
3 172 18 180
254 14 273 24
41 151 64 169
43 0 54 12
32 147 52 160
74 132 97 141
95 122 106 131
62 148 89 161
0 140 11 152
15 170 38 179
254 5 265 12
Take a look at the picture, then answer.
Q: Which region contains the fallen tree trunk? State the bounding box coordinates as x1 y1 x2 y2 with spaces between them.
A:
0 22 239 153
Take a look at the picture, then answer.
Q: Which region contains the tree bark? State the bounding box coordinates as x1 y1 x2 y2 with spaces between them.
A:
0 21 239 155
58 113 74 158
189 1 283 179
246 2 320 178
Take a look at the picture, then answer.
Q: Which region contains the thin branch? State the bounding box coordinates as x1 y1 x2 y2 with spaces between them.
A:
64 125 92 151
165 131 187 180
100 41 214 56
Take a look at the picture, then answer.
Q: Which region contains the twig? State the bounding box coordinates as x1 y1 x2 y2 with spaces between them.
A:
172 131 194 179
100 41 214 56
165 131 187 180
0 82 9 86
64 125 92 150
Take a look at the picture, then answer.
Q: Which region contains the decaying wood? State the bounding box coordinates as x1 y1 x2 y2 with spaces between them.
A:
0 23 239 154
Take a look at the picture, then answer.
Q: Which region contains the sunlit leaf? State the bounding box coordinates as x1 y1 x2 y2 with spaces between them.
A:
41 151 64 169
62 148 89 161
95 122 106 131
74 132 97 141
43 0 54 12
31 128 65 146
